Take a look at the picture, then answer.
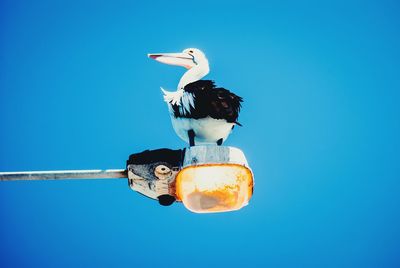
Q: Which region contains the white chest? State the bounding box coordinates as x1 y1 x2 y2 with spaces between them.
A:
170 116 235 144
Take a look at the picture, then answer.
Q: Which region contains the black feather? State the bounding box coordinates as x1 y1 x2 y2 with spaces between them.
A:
171 80 243 124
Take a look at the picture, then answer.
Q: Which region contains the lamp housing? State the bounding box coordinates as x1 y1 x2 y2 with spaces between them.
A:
175 146 253 213
126 146 254 213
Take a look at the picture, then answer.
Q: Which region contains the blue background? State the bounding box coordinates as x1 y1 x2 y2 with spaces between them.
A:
1 0 399 267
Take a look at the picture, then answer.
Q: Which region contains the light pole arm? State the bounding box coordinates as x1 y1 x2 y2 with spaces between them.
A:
0 169 127 181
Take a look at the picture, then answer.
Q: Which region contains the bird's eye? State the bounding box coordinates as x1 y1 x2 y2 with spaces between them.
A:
189 50 194 54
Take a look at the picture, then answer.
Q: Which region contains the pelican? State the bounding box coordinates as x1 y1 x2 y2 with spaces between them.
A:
148 48 242 146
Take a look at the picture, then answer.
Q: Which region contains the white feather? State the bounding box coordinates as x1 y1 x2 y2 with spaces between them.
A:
181 92 195 115
170 116 234 144
160 87 184 106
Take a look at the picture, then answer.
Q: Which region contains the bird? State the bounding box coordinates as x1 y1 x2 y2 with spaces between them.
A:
148 48 242 146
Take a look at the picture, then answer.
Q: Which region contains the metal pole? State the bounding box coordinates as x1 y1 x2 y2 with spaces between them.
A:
0 169 127 181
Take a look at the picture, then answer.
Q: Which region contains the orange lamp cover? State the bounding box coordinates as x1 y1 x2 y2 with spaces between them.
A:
175 163 253 213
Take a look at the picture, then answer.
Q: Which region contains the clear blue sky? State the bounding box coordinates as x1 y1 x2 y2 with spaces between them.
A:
1 0 399 267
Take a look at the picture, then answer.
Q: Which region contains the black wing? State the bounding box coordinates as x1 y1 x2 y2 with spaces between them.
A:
172 80 243 124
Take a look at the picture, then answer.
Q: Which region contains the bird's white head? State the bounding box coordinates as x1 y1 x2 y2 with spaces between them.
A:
148 48 210 89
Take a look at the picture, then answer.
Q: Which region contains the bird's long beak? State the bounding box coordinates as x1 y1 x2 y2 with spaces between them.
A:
148 52 196 69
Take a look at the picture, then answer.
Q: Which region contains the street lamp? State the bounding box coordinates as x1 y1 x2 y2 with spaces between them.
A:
0 145 254 213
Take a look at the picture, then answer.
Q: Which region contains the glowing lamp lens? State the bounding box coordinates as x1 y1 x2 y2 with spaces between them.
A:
175 164 253 213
